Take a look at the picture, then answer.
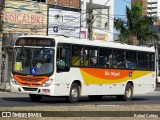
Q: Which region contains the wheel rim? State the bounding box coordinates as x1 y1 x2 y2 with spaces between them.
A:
126 87 131 98
71 87 78 100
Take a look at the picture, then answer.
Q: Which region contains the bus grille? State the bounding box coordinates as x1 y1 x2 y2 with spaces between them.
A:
13 75 49 87
17 76 44 82
22 87 38 91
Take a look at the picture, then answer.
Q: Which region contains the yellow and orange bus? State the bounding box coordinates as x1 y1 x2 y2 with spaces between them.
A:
10 35 156 103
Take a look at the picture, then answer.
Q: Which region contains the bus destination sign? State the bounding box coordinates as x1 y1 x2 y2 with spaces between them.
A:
16 38 55 47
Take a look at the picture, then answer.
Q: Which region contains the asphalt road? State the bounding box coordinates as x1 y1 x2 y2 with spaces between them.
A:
0 89 160 107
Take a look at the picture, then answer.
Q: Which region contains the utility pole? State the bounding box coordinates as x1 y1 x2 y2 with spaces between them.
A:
88 0 93 40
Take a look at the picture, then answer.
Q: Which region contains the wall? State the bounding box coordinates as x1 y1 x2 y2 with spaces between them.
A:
47 0 81 38
48 6 81 38
48 0 80 8
158 0 160 18
3 0 47 36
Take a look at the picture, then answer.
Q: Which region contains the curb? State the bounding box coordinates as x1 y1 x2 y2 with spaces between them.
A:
0 83 10 92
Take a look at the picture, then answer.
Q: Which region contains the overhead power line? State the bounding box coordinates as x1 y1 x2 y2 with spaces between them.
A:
92 0 111 23
88 0 111 40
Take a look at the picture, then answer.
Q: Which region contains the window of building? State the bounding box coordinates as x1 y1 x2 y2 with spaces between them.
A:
147 7 157 10
148 2 157 5
92 8 109 30
86 2 110 30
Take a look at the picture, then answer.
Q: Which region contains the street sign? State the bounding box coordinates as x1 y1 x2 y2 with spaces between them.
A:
53 26 58 33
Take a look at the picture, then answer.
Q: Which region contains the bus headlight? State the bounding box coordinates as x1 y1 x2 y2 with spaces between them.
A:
42 79 53 87
11 78 18 85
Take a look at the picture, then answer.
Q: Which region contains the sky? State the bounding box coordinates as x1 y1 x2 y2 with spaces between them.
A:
114 0 131 19
114 0 131 34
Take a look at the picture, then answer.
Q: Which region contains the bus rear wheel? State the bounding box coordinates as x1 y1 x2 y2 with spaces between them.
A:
116 83 133 101
29 94 42 102
67 83 80 103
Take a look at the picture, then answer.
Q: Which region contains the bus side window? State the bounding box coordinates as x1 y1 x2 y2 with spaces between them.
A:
83 47 88 66
109 50 117 68
116 50 126 69
88 47 98 67
72 46 81 66
71 46 88 66
138 52 149 70
99 48 110 67
149 53 155 70
71 46 77 66
79 47 88 66
126 51 137 69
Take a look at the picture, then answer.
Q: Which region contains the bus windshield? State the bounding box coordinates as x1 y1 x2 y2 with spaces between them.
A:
12 47 54 76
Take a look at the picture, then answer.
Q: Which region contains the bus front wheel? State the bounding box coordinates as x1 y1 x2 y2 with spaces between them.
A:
67 83 80 103
116 83 133 101
29 94 42 102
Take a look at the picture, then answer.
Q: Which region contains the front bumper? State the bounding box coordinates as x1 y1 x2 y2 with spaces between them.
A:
10 81 55 96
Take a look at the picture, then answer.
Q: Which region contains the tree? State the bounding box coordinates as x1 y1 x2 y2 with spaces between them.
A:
114 2 159 45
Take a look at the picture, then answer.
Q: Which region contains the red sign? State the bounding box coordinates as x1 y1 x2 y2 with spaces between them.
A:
4 12 45 25
80 31 86 39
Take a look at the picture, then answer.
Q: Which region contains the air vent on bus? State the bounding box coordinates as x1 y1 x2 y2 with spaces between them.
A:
17 76 44 82
22 87 38 91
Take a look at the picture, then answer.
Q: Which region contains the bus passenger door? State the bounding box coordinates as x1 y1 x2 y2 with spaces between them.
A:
55 46 71 96
56 47 70 73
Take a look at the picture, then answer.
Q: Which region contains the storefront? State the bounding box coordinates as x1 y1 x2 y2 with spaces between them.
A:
0 0 47 90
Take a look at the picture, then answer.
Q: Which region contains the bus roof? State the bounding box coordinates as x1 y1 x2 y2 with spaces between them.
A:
17 35 155 52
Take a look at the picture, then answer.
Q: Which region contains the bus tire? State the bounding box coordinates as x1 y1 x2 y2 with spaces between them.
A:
29 94 42 102
67 83 80 103
116 83 133 101
88 95 103 101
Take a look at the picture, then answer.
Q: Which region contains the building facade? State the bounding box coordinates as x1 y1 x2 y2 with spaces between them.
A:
131 0 160 35
131 0 160 17
81 0 114 41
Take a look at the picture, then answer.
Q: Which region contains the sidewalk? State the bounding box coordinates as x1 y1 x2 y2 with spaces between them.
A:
0 83 10 92
155 86 160 91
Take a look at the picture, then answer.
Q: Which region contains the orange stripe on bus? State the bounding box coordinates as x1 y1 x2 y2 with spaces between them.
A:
80 68 154 84
80 68 134 80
